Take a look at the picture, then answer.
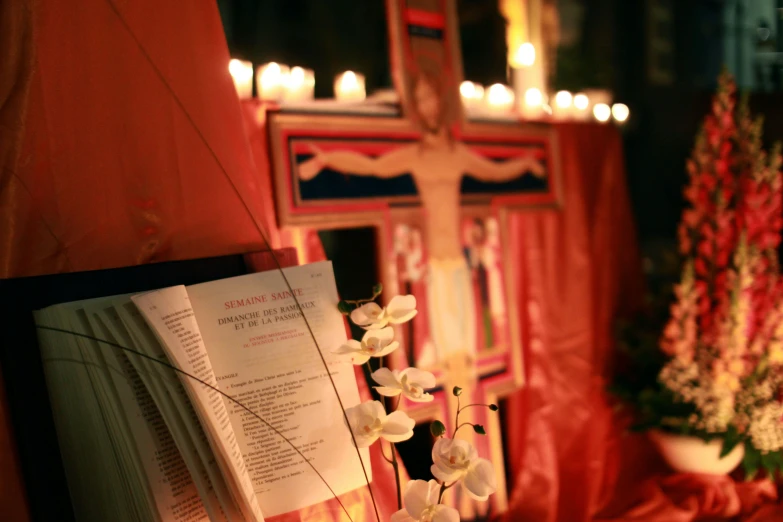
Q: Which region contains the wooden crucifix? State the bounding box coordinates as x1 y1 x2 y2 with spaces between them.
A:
266 0 561 516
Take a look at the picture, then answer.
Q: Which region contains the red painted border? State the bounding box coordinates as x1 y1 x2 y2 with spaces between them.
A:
404 8 445 29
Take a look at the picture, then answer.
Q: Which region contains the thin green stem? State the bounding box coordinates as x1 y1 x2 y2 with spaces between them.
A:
459 403 490 412
453 422 475 437
453 395 461 438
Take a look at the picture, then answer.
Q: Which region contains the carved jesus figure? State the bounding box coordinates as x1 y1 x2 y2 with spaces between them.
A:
298 71 545 385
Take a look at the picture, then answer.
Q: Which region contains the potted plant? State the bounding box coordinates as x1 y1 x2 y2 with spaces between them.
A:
612 72 783 477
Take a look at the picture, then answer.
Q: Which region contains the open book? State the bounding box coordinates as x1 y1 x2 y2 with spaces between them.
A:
35 261 371 522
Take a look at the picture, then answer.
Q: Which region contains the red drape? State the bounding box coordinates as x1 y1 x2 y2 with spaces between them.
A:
0 0 275 278
501 123 645 521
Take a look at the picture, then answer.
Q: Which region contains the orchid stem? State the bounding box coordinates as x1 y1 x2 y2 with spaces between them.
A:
453 422 475 437
453 395 461 438
459 403 490 412
391 443 402 509
438 481 455 504
380 441 393 464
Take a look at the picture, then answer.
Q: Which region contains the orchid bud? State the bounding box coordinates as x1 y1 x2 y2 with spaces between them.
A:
430 420 446 437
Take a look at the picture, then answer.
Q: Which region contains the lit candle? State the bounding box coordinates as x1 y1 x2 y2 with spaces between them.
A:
460 81 485 113
572 93 590 121
510 43 545 112
228 59 253 100
612 103 630 124
485 83 515 114
552 90 573 120
334 71 366 102
284 66 315 102
256 62 290 102
593 103 611 123
520 87 545 120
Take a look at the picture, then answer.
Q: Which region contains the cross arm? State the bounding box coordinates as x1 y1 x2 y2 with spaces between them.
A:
460 144 546 182
299 145 414 180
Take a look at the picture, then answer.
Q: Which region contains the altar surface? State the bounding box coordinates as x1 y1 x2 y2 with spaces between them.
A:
2 1 781 521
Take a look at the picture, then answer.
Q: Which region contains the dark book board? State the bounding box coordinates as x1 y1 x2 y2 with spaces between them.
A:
0 249 297 521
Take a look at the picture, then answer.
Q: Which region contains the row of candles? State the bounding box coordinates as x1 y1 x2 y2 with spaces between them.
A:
229 41 630 124
229 59 364 103
459 81 629 124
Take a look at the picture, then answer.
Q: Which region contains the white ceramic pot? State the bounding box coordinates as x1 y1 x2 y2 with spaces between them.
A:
648 429 745 475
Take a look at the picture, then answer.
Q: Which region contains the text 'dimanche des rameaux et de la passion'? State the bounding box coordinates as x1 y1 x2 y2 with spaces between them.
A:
217 301 317 331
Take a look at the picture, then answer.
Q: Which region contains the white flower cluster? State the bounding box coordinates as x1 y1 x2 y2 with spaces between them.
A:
335 295 497 521
745 401 783 453
659 357 735 433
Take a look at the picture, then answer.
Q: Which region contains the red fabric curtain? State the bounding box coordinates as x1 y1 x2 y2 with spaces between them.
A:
502 124 644 521
0 0 276 278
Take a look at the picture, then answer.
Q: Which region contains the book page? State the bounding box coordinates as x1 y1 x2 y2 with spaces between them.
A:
185 261 370 517
132 287 264 522
84 302 210 522
100 300 234 522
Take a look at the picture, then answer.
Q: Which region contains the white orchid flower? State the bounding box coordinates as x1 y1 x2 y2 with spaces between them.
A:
350 295 417 329
345 400 414 448
371 367 436 403
333 327 399 364
390 480 459 522
430 438 497 501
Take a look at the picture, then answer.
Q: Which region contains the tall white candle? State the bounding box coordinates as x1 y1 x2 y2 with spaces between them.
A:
334 71 366 102
510 43 545 111
256 62 290 102
228 59 253 100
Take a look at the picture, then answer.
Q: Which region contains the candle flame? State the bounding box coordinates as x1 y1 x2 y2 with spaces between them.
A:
524 88 543 107
593 103 611 122
229 59 252 81
512 42 536 67
612 103 630 122
554 91 573 109
573 93 589 111
487 84 514 106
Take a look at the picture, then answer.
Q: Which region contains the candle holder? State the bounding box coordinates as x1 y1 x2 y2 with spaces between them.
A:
229 59 253 100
